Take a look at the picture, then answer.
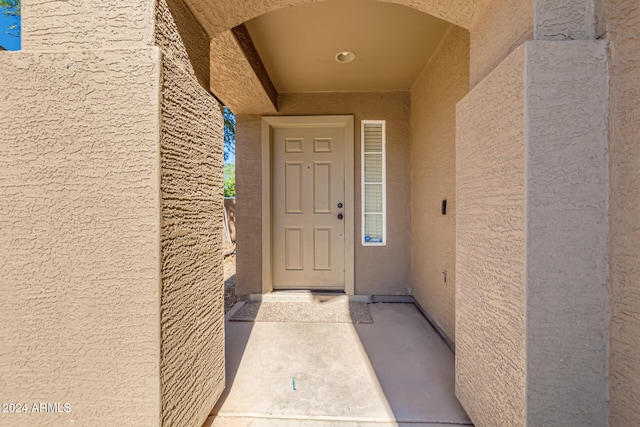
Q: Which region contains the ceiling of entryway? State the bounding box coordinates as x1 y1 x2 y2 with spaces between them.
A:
244 0 451 93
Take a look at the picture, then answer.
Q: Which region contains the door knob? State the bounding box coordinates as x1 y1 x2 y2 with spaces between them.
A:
337 203 343 208
337 213 344 220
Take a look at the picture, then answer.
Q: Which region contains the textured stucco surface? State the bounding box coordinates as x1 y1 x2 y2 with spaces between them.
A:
156 0 211 91
0 49 162 426
184 0 492 39
456 47 526 427
469 0 533 87
232 24 279 110
457 39 610 426
525 40 609 427
410 26 469 342
156 0 197 80
607 0 640 424
210 29 278 114
535 0 598 40
236 92 411 296
235 114 264 296
160 55 226 427
23 0 155 50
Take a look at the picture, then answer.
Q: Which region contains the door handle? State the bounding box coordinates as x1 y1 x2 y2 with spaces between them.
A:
337 213 344 220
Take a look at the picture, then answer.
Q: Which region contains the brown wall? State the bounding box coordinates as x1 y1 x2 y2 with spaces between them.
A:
0 48 163 426
407 0 532 346
225 198 237 243
183 0 492 38
606 0 640 424
0 2 225 425
236 92 411 296
528 40 610 426
22 0 155 50
159 57 225 427
156 2 226 425
235 114 263 295
469 0 533 87
456 47 527 426
410 26 469 342
455 2 610 423
156 0 211 90
408 0 532 349
526 39 609 426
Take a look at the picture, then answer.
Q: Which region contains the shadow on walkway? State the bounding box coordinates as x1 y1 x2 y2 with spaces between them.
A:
205 300 471 427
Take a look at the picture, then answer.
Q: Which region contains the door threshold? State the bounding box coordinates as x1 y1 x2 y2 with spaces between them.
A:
249 291 371 303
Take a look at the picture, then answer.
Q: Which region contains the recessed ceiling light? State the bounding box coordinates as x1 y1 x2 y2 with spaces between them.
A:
335 51 356 63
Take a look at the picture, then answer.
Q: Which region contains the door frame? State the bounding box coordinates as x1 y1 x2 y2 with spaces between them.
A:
261 115 355 295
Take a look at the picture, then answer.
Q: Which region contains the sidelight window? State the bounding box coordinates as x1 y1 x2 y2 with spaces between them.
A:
361 120 386 246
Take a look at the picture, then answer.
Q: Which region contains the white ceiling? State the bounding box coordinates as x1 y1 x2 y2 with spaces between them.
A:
244 0 451 93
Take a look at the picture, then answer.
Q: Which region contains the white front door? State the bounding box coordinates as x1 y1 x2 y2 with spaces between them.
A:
272 126 346 290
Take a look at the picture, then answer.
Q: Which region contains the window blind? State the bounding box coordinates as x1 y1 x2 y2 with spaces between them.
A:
361 121 386 245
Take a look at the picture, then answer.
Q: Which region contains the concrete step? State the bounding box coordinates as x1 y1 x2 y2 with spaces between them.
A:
205 415 472 427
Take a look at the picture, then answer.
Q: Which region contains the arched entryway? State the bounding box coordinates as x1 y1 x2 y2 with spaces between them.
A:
200 0 611 425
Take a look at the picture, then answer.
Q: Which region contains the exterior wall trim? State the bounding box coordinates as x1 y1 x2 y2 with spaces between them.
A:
261 115 355 295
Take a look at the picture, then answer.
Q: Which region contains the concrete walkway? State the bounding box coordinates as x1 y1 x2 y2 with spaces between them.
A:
204 302 472 427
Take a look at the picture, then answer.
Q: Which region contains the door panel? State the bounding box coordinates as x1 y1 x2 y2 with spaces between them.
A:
284 227 304 270
313 227 332 271
273 126 345 290
285 162 303 213
313 162 331 213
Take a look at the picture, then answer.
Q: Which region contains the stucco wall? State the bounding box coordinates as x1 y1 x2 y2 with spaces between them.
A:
525 40 609 426
607 0 640 424
156 0 211 90
210 30 279 114
409 26 469 342
184 0 493 38
456 46 526 426
0 49 162 426
156 0 194 79
457 37 609 426
235 114 264 295
0 1 226 425
469 0 533 87
155 1 226 425
22 0 156 50
236 92 411 296
159 56 225 427
535 0 600 40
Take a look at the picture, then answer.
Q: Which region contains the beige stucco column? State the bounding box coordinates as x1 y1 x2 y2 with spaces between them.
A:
524 39 609 427
535 0 601 40
526 2 609 425
456 1 609 426
0 1 225 426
